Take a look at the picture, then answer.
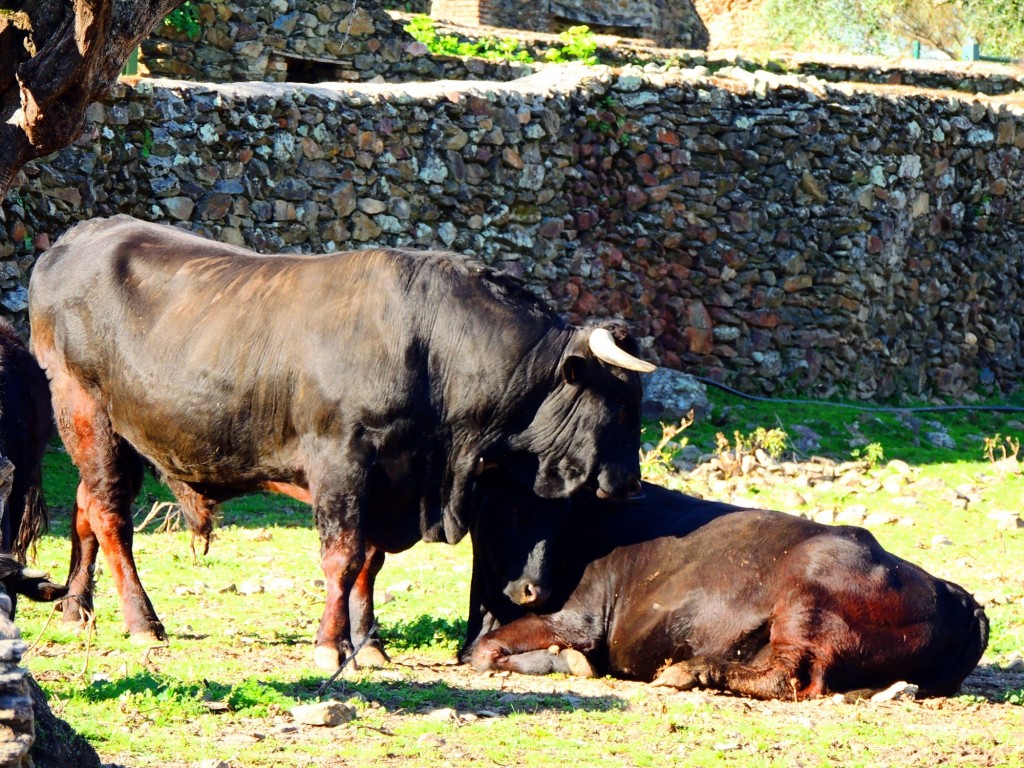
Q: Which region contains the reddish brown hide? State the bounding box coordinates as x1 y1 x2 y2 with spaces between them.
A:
468 483 988 700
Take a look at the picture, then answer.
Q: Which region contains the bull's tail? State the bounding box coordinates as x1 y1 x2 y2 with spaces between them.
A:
181 498 215 557
12 484 49 563
161 477 217 557
918 583 990 697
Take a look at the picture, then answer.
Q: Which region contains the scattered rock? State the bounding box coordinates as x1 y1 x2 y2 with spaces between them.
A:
931 535 953 548
290 700 357 726
790 424 822 453
835 505 867 525
265 576 295 594
870 681 918 702
886 459 913 475
238 580 263 595
641 368 709 422
863 512 897 527
925 431 957 450
987 511 1024 530
426 707 459 722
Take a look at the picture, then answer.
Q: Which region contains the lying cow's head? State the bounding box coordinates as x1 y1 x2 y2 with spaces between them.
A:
508 321 652 502
469 474 568 611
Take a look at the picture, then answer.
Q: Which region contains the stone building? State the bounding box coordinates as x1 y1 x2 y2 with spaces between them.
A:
429 0 709 49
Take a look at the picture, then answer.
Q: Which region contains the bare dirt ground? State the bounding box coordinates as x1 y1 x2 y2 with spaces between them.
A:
161 654 1024 768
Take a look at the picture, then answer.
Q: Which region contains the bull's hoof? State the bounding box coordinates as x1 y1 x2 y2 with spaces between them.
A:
559 648 594 678
60 601 90 626
652 662 698 690
129 629 167 647
354 645 390 669
313 644 341 671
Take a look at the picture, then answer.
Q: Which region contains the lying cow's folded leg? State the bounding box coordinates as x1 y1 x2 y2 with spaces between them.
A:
470 614 577 672
494 647 595 677
654 653 821 701
349 545 390 668
501 649 564 674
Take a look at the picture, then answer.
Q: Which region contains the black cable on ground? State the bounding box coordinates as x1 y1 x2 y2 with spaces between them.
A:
690 375 1024 415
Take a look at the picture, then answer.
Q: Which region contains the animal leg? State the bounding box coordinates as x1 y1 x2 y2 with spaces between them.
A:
470 614 586 674
312 475 366 671
51 376 162 642
61 491 97 625
349 545 389 668
653 652 821 701
78 480 166 643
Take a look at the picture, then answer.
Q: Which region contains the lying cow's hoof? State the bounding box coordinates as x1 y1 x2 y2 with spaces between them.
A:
559 648 594 678
354 645 390 669
652 662 699 690
314 644 342 671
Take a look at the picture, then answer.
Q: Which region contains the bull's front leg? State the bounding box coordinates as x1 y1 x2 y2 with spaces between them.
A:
469 614 595 678
312 473 367 671
348 544 389 668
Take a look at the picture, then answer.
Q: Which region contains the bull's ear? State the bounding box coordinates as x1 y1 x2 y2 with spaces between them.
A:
562 355 590 385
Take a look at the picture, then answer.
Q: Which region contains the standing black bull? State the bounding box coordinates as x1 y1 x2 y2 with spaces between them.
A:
0 319 52 562
467 483 988 699
29 215 653 669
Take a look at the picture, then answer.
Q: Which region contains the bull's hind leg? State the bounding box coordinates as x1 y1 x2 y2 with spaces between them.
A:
51 376 165 642
349 545 389 668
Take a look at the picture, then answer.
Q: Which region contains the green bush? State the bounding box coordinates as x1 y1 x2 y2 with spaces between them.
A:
164 1 201 40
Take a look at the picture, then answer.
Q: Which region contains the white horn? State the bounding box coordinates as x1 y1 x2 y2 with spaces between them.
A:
587 328 656 373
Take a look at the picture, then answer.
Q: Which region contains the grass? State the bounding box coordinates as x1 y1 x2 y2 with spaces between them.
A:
14 389 1024 766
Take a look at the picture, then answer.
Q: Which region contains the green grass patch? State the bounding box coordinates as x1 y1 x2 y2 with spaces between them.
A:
15 389 1024 766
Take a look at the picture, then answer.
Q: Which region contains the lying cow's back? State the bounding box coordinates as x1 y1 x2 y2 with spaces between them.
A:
569 488 987 692
472 482 988 696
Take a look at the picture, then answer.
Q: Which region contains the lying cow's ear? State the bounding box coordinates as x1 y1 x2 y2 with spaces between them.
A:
562 355 590 386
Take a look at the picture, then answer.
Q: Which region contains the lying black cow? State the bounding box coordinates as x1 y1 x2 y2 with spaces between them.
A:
29 215 653 669
467 483 988 699
0 319 52 561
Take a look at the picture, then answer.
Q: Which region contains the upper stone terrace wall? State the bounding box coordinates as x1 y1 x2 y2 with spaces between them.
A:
138 0 531 84
3 65 1024 400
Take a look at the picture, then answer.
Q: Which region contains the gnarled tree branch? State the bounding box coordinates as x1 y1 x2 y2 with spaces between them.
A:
0 0 184 200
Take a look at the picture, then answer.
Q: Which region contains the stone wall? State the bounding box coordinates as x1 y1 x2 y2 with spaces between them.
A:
3 64 1024 400
430 0 709 49
139 0 534 84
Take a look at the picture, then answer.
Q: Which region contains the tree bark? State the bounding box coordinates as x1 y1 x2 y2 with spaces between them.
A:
0 0 184 201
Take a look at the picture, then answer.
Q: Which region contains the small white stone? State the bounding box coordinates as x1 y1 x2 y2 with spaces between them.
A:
870 681 918 702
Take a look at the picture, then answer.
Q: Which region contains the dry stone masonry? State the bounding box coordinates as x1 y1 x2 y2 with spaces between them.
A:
140 0 531 83
3 62 1024 401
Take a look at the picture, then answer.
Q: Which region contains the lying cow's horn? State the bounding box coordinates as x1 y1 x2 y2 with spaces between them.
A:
587 328 656 373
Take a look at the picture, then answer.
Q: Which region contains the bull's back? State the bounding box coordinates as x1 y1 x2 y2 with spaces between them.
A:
29 217 425 481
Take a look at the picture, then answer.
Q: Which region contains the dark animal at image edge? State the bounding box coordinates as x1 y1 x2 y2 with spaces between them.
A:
0 319 52 564
468 483 988 700
0 321 64 613
28 215 654 669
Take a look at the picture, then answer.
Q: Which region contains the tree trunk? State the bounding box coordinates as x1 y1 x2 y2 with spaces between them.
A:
0 0 185 201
